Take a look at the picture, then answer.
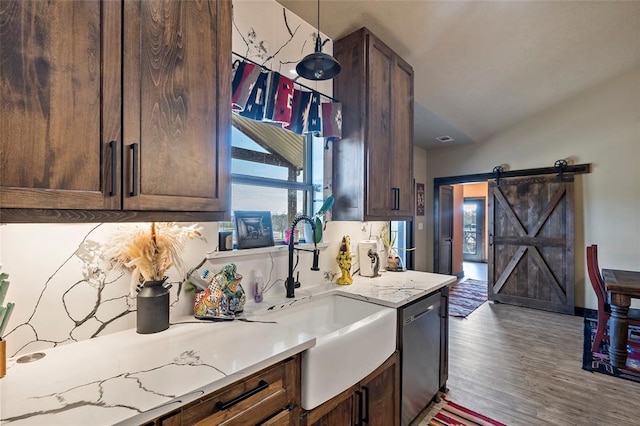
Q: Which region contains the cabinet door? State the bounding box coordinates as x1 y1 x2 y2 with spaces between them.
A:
390 58 414 219
123 0 230 212
307 396 354 426
365 35 395 218
0 0 121 211
359 351 400 426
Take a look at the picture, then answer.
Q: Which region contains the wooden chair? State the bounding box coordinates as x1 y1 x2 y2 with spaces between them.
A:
586 244 640 352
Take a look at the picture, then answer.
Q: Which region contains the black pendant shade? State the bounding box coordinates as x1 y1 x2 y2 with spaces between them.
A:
296 36 341 81
295 1 341 81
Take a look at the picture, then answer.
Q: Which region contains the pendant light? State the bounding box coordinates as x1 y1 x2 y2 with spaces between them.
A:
296 0 341 81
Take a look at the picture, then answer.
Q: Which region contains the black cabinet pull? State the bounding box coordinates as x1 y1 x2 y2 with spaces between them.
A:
391 187 400 210
108 141 117 197
362 386 370 423
391 188 395 211
355 390 364 425
215 380 268 411
130 143 139 196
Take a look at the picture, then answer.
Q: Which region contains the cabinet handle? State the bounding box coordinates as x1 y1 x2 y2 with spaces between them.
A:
130 143 139 196
391 187 400 210
215 379 268 411
362 386 370 423
355 390 364 426
108 141 117 197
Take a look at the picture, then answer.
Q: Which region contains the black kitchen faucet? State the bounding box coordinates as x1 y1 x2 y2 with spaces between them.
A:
285 215 320 298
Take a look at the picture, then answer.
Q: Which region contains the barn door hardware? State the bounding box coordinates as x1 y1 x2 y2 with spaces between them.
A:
492 165 505 186
554 159 569 180
435 161 590 187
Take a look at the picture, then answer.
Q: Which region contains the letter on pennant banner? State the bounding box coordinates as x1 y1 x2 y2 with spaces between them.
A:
263 72 281 122
306 92 322 134
232 61 261 112
272 74 295 128
322 102 342 140
240 70 269 120
286 89 312 134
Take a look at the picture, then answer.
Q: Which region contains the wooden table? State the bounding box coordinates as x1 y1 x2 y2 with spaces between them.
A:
602 269 640 368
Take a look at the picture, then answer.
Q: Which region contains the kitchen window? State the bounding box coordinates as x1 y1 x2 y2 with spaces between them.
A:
219 114 324 244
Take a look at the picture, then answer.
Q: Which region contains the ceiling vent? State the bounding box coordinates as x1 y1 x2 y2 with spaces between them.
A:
436 135 454 143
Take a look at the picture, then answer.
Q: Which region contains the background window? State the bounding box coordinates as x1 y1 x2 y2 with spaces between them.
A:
221 115 323 246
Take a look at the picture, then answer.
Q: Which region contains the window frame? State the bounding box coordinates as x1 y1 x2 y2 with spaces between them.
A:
230 132 316 240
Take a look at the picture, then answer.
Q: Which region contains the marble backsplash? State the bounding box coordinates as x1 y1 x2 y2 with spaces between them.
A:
0 220 387 357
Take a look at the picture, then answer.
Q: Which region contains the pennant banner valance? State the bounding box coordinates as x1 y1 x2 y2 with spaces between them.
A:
231 58 342 140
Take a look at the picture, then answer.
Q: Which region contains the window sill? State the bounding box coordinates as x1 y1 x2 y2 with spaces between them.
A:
206 242 330 260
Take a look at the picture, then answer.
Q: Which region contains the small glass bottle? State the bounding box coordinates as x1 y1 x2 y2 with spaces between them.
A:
253 271 264 303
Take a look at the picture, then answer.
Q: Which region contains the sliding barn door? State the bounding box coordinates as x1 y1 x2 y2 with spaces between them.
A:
488 175 574 314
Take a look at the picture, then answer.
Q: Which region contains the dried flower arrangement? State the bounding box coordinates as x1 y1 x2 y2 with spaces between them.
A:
102 222 204 296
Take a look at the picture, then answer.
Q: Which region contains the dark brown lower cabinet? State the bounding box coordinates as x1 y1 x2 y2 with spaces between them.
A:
303 352 400 426
147 355 300 426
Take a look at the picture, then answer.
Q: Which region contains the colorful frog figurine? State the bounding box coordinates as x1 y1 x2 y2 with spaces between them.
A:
194 263 246 320
336 235 353 285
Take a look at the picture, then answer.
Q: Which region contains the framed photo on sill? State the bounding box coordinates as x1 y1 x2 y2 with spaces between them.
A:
234 211 275 249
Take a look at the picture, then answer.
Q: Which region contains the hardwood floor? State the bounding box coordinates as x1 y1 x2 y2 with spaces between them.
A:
414 302 640 425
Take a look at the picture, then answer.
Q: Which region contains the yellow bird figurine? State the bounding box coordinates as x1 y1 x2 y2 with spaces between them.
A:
336 235 353 285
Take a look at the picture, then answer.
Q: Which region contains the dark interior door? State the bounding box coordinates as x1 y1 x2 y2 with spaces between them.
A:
488 175 575 314
463 197 485 263
437 185 453 275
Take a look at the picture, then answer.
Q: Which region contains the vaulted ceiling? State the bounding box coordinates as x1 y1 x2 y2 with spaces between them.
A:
276 0 640 149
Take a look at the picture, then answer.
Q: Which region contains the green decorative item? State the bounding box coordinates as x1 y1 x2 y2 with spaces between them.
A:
306 195 334 244
0 270 14 339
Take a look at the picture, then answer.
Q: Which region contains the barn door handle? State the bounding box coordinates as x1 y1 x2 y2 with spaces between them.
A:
489 234 494 246
129 143 139 196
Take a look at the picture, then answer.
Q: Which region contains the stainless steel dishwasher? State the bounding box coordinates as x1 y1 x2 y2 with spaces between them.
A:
400 291 442 426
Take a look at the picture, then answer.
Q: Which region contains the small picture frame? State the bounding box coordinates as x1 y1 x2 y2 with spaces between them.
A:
234 211 275 249
416 182 425 216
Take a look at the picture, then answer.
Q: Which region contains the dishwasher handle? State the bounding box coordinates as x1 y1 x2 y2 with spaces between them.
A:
403 301 440 325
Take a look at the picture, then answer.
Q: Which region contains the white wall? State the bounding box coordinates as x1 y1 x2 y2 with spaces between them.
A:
413 147 429 271
416 66 640 309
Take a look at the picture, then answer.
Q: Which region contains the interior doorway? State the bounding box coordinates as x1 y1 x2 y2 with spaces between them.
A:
463 197 485 263
433 181 488 278
436 186 453 275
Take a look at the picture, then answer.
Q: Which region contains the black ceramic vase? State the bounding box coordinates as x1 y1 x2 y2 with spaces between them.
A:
136 278 171 334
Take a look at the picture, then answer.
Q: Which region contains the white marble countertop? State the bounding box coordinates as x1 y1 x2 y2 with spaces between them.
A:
1 270 455 425
332 270 458 308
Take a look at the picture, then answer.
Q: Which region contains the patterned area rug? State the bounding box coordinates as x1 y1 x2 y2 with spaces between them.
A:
449 279 487 318
582 316 640 383
427 397 506 426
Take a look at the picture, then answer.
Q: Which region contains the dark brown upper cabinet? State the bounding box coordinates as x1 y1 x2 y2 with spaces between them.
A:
0 0 231 223
332 27 414 221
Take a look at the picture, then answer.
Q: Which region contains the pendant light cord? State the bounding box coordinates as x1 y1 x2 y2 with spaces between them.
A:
317 0 320 34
